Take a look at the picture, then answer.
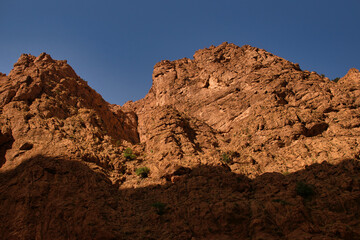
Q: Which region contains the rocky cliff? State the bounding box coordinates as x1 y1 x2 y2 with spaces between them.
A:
0 43 359 239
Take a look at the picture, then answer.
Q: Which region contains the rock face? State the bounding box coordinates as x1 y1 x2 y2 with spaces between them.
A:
0 53 139 172
131 43 360 177
1 43 360 239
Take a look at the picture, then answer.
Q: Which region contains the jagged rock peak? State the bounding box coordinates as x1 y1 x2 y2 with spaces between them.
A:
347 68 360 74
35 52 55 63
9 52 77 80
153 42 300 70
0 52 139 170
13 53 35 66
339 67 360 84
14 52 55 66
148 42 304 110
192 42 301 70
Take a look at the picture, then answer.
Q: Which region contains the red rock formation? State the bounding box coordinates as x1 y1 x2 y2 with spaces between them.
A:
131 42 360 178
0 43 360 239
0 53 138 172
339 68 360 85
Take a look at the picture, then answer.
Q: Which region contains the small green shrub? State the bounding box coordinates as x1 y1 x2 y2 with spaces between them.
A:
135 167 150 178
152 202 167 215
296 181 315 199
220 152 232 164
123 147 136 160
282 171 290 176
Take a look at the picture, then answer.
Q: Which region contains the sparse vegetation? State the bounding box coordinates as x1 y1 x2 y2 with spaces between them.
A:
296 181 315 199
220 151 239 164
220 152 232 164
123 147 136 160
282 171 290 176
152 202 167 215
135 167 150 178
332 77 340 83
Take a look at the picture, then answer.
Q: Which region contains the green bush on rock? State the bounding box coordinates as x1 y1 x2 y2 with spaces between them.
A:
135 167 150 178
123 147 136 160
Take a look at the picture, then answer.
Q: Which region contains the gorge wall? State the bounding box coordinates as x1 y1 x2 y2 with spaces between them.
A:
0 43 359 239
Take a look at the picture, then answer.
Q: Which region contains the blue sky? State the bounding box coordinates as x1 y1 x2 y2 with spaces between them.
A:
0 0 359 105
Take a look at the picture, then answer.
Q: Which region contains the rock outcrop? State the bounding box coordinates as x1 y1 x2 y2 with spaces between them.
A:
0 43 360 239
0 53 138 173
131 42 360 178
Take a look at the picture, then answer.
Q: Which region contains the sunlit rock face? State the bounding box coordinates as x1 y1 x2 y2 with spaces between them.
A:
1 43 360 239
131 42 360 177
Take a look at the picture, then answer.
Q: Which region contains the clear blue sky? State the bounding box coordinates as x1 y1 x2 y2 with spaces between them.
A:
0 0 359 105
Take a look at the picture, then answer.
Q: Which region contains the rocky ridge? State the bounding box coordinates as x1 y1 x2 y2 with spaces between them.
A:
130 42 360 178
0 43 360 239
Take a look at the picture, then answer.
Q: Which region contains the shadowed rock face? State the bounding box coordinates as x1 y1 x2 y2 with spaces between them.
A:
1 156 360 240
0 130 14 167
0 43 360 239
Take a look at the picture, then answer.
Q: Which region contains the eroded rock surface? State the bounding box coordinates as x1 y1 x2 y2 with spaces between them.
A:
131 42 360 178
1 43 360 239
0 53 138 173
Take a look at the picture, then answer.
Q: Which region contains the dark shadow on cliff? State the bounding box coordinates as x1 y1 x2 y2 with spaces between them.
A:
0 131 14 168
1 155 360 240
